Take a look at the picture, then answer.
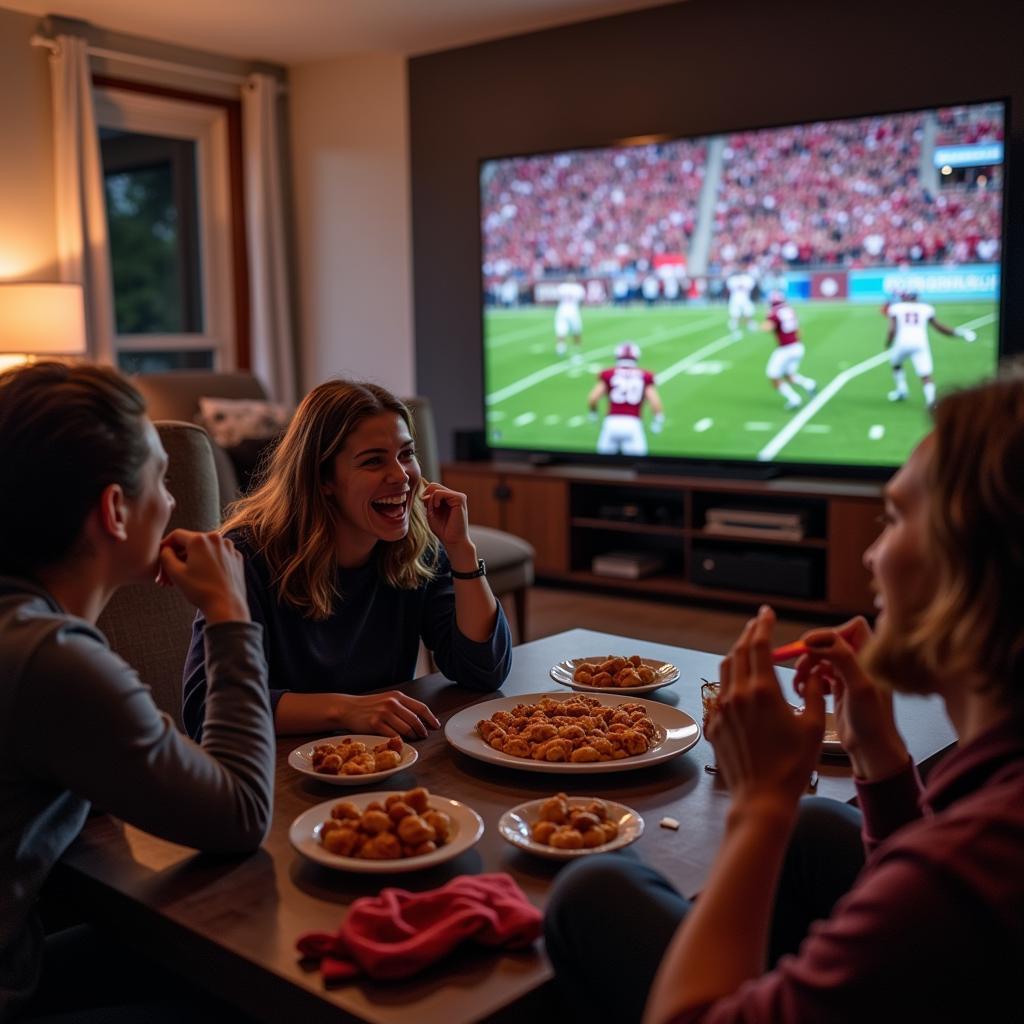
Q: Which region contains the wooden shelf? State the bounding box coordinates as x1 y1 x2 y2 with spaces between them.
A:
689 530 828 550
571 516 685 537
443 461 883 617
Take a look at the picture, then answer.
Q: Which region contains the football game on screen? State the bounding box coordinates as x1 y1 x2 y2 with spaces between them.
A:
480 101 1003 468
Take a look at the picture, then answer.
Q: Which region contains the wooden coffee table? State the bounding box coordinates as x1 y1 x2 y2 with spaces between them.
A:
55 629 956 1024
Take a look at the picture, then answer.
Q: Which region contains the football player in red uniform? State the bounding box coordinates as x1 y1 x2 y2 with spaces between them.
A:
587 342 665 455
761 293 817 411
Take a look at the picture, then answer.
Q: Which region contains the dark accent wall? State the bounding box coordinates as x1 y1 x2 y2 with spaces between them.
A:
410 0 1024 463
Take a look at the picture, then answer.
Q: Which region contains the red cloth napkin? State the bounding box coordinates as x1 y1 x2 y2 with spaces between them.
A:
296 873 542 983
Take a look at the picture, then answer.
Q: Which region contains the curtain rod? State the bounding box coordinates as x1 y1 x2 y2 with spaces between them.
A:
31 34 259 88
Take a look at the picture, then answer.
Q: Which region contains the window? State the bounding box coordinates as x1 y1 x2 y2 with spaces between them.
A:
93 83 247 372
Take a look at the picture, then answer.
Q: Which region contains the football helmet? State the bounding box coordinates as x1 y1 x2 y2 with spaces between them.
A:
769 291 786 307
615 342 641 362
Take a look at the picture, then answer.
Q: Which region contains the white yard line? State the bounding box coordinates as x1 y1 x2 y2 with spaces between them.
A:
655 331 747 385
757 352 891 461
756 312 995 462
486 313 722 405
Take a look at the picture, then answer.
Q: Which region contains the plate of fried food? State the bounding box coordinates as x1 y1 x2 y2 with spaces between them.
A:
289 787 484 873
287 734 418 785
550 653 680 694
445 692 700 773
499 792 644 861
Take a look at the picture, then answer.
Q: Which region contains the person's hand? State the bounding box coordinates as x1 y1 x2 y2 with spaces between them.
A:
421 481 472 552
956 327 977 343
709 606 827 811
157 529 250 624
588 409 599 423
650 413 665 434
336 691 440 739
793 617 909 781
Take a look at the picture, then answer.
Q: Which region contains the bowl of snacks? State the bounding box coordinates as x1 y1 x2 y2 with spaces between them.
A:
287 734 418 785
550 654 679 694
289 787 484 872
498 792 644 861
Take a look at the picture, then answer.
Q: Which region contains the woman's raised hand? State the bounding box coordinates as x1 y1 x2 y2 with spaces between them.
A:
709 606 827 812
793 618 909 781
421 482 472 552
157 529 251 625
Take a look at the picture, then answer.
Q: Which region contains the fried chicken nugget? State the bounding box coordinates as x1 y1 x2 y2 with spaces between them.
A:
423 810 453 845
549 828 584 850
570 745 601 763
538 793 569 823
360 809 392 834
372 750 402 771
397 814 437 846
531 820 558 844
315 754 342 775
330 801 360 821
358 833 402 860
403 787 430 813
341 752 377 775
322 827 361 857
502 737 531 758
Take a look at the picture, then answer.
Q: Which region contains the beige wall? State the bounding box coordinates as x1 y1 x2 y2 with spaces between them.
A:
288 53 414 397
0 7 57 280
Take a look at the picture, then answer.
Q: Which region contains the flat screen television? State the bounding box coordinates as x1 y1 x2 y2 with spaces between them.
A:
479 99 1007 476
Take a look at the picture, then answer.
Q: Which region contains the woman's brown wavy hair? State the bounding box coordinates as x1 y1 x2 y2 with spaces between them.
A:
222 380 437 620
866 365 1024 710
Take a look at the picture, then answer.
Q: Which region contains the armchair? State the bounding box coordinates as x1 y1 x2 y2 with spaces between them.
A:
132 370 269 513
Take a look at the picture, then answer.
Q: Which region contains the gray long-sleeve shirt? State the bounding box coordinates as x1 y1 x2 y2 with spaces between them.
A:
0 577 275 1020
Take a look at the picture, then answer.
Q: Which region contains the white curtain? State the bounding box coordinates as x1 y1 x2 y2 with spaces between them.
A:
242 73 296 405
49 34 116 364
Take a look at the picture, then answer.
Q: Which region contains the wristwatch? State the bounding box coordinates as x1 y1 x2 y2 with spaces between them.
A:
450 558 487 580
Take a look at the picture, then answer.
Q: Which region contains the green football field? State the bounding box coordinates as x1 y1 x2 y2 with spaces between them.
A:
483 301 998 466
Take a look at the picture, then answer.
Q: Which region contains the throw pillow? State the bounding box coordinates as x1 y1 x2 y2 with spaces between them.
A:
197 397 291 449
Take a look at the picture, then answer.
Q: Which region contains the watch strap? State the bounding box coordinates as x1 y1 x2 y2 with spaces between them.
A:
450 558 487 580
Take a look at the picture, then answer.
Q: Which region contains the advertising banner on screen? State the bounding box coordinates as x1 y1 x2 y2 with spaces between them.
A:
811 272 849 300
848 264 1000 303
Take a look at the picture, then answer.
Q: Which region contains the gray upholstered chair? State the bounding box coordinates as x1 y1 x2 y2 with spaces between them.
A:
403 395 535 642
132 370 269 513
97 422 220 728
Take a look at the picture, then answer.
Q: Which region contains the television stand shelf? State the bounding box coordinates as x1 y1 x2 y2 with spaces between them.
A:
442 461 884 617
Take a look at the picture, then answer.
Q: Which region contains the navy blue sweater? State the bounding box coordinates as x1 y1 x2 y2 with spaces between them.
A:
182 534 512 740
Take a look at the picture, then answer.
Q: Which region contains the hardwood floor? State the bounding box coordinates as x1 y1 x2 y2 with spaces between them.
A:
508 581 830 655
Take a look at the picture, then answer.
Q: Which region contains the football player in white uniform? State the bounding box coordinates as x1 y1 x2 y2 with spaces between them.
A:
726 268 757 335
588 342 665 456
554 278 586 358
886 292 976 409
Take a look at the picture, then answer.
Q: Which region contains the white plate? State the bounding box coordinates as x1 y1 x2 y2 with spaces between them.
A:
445 692 700 774
289 792 484 873
550 655 679 695
287 734 418 786
499 797 644 861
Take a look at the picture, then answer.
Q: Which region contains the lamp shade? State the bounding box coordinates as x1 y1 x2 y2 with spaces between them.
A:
0 282 87 355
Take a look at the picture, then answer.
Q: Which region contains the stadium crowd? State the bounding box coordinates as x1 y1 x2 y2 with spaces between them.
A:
481 105 1002 292
708 111 1002 271
481 140 705 282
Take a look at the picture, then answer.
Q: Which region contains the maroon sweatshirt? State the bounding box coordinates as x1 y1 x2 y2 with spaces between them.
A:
674 716 1024 1022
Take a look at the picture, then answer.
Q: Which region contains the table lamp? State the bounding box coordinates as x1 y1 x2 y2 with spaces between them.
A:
0 282 87 365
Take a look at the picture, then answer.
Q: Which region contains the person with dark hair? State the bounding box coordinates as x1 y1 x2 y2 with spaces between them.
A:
182 378 511 741
0 362 274 1022
545 367 1024 1023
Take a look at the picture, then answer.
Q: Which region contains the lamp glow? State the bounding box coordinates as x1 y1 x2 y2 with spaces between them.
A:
0 283 87 356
